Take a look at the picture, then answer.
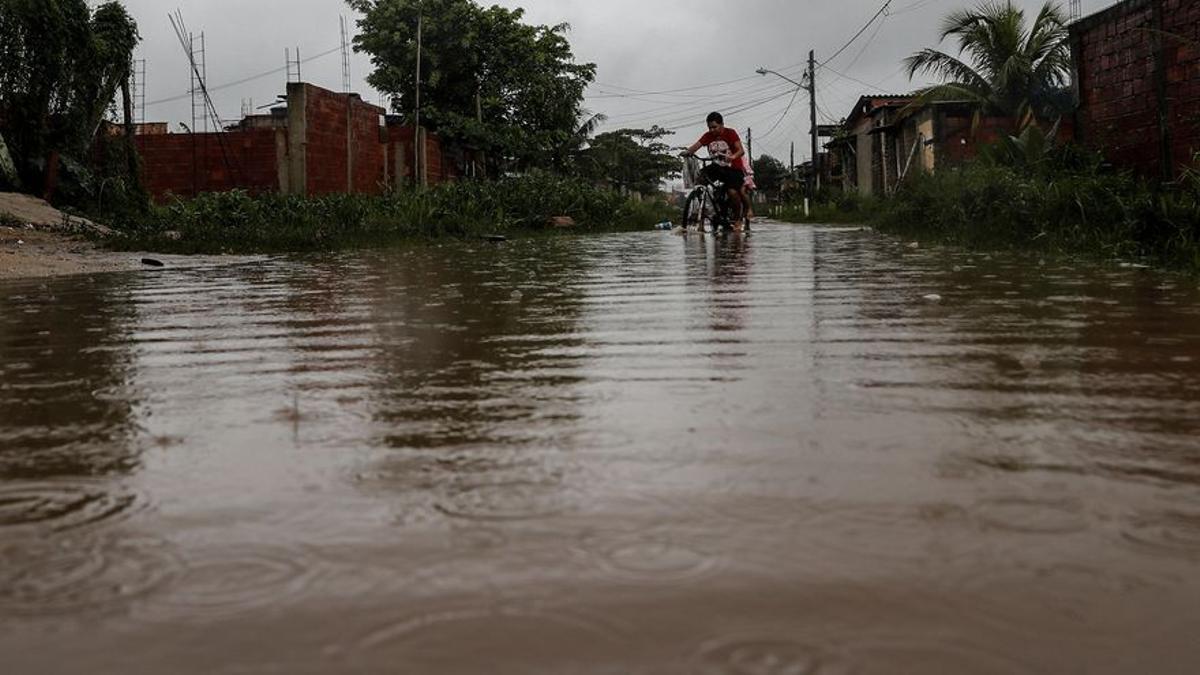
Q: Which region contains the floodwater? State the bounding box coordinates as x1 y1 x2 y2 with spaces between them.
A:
1 223 1199 674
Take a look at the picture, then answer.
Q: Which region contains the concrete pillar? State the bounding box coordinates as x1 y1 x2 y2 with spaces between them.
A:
285 82 308 196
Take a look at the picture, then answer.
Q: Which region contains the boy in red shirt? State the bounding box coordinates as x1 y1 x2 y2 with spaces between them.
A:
683 112 747 231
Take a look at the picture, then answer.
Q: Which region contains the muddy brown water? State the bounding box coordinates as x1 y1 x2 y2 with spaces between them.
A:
2 223 1199 674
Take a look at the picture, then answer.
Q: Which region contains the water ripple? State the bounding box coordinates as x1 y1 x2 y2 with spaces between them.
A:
138 543 325 622
1121 509 1200 559
0 535 178 616
349 605 628 671
0 480 147 532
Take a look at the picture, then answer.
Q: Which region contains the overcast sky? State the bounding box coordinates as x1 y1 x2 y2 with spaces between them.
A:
115 0 1119 163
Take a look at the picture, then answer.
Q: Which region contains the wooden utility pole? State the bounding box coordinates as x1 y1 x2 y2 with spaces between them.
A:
807 50 818 198
746 127 753 167
790 141 795 175
413 9 423 188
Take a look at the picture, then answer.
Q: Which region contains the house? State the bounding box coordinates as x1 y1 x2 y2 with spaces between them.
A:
828 94 1059 197
826 95 914 197
1069 0 1200 180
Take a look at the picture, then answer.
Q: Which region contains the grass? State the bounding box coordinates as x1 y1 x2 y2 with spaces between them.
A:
105 172 675 254
769 190 880 224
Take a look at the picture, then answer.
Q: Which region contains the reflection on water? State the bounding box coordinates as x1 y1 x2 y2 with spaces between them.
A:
1 224 1199 674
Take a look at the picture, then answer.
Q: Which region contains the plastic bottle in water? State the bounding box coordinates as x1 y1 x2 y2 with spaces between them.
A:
655 220 673 230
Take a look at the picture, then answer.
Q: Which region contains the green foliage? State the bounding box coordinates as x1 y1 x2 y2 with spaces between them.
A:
905 1 1071 122
576 126 679 195
751 154 788 196
0 0 140 191
774 189 880 224
872 158 1200 270
347 0 595 173
976 122 1101 176
111 173 672 254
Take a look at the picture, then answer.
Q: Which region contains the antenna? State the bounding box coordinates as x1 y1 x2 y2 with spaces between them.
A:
181 30 209 132
286 47 302 84
169 9 244 187
130 59 147 125
1069 0 1082 21
241 99 254 119
340 16 353 93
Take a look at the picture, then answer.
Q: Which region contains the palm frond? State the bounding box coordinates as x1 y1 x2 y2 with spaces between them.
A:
574 111 607 139
905 49 988 90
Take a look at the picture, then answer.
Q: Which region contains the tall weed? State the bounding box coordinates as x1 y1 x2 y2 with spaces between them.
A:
112 173 671 253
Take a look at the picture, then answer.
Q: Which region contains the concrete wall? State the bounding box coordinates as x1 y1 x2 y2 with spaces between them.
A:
1071 0 1200 179
854 121 874 197
386 125 466 186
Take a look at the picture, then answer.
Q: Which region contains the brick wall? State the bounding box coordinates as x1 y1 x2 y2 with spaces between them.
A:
300 85 386 195
132 83 471 201
135 129 279 202
1071 0 1200 178
936 112 1016 165
385 124 465 186
1164 0 1200 170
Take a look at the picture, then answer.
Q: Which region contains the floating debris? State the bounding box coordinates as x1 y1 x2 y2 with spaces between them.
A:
922 294 943 303
141 258 165 268
482 234 508 243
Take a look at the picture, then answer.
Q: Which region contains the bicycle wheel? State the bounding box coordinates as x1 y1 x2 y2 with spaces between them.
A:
682 188 713 232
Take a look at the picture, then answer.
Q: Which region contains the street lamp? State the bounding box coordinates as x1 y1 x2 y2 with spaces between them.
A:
756 67 806 90
757 64 817 200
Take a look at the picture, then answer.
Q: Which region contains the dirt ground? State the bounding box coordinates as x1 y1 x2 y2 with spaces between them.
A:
0 191 197 281
0 224 157 280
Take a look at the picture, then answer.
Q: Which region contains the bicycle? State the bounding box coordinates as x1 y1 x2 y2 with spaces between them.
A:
680 154 736 235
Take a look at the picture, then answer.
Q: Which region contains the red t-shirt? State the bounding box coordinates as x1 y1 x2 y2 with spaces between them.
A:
698 128 744 169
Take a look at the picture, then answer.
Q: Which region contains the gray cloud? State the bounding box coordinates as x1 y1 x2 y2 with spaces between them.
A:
118 0 1116 163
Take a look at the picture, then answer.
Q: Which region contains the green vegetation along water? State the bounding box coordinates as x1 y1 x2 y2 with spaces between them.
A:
108 174 674 254
777 160 1200 273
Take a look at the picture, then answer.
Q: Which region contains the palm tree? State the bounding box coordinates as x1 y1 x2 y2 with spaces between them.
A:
905 1 1072 125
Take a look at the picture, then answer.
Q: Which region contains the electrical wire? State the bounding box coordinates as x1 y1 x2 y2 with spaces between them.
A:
819 1 894 67
146 45 343 107
757 87 801 141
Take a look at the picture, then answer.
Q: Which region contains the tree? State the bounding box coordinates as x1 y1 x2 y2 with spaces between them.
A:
904 1 1071 124
0 0 139 192
751 155 788 197
576 126 678 196
348 0 596 173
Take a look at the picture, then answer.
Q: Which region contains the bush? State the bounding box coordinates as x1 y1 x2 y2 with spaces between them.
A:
873 159 1200 270
110 172 673 253
774 188 880 224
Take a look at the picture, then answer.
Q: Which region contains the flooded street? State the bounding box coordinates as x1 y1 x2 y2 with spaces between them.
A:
2 222 1199 674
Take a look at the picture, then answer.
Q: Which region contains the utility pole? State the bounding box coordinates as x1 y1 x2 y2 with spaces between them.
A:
790 141 795 175
746 127 753 168
808 49 818 199
413 9 423 188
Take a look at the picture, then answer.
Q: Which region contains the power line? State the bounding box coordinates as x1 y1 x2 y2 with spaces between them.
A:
146 45 342 108
819 1 894 67
757 88 802 141
597 80 796 125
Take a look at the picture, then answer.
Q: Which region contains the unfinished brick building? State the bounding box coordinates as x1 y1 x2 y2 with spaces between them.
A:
135 83 465 202
1070 0 1200 179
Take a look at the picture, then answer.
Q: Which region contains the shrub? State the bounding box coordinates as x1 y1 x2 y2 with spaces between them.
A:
110 173 672 253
